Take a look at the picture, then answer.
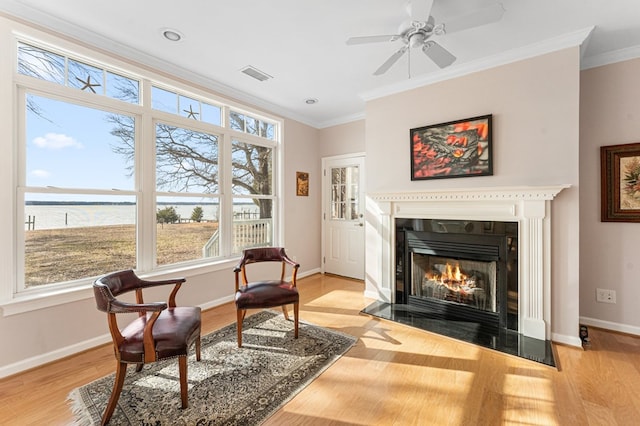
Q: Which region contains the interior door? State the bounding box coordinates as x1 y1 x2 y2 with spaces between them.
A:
322 154 365 280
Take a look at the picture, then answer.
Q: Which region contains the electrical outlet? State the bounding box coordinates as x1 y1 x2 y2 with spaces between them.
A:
596 288 617 304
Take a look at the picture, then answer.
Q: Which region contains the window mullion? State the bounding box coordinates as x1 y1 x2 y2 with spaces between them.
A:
138 79 154 272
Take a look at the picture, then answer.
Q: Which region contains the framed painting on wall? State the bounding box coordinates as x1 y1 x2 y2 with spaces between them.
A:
410 114 493 180
296 171 309 196
601 142 640 222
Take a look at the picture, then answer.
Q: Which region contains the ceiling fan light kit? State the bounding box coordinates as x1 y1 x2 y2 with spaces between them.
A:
346 0 505 76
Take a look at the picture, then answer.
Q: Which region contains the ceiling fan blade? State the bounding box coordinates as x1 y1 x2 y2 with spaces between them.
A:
408 0 435 22
442 3 505 34
346 35 400 45
374 46 408 75
422 41 456 68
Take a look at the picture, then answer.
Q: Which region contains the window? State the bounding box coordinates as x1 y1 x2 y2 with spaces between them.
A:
155 123 220 265
14 38 281 295
22 94 137 289
231 139 275 254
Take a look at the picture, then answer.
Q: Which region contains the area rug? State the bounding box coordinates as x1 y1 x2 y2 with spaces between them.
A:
68 310 356 425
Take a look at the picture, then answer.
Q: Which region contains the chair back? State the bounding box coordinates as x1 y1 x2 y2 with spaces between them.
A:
234 247 299 288
93 269 141 313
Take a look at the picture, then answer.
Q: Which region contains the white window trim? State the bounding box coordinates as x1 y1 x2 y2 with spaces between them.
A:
0 26 285 316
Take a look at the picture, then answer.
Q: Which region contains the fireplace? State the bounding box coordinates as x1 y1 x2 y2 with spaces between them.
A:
366 185 569 341
396 219 518 333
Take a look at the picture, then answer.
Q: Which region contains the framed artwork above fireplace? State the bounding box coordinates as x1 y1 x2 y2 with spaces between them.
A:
601 142 640 222
410 114 493 181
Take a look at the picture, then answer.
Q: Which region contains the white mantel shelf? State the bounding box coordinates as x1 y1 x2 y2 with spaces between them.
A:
370 185 570 203
366 184 571 342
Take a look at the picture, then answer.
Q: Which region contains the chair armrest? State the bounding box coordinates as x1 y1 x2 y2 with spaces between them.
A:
282 254 300 269
138 277 186 289
109 299 168 314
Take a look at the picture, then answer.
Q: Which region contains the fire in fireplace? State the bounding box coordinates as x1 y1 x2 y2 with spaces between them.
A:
414 255 496 313
396 219 518 332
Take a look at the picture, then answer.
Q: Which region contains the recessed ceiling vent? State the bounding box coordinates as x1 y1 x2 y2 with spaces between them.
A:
240 65 273 82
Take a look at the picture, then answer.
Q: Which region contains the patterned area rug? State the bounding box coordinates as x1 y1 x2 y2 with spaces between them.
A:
68 310 356 425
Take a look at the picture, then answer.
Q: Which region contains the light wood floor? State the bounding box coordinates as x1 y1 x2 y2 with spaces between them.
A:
1 274 639 425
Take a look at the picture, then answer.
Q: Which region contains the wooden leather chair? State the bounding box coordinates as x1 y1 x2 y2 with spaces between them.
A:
93 270 201 425
234 247 300 347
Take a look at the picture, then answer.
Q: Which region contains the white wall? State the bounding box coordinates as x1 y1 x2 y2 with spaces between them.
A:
0 15 322 377
363 48 582 343
579 58 640 334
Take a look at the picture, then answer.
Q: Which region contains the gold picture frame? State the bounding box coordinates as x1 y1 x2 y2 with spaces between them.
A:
296 171 309 196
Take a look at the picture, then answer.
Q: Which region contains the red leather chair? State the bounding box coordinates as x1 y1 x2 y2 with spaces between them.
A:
93 270 201 425
234 247 300 347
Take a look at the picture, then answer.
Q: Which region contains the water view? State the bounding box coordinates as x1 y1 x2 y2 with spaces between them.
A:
24 203 259 230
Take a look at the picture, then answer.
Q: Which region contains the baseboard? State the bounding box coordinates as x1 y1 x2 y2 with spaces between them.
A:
579 316 640 336
0 333 111 379
298 267 321 279
551 332 583 348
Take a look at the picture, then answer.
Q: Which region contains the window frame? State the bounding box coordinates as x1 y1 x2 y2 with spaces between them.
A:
2 30 284 314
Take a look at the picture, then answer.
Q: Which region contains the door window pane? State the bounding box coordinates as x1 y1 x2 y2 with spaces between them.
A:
330 165 359 220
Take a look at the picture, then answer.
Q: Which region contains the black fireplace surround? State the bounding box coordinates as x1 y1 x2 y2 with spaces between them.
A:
399 219 517 333
361 218 555 367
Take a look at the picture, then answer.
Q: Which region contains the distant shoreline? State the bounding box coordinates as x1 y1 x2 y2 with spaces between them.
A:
25 201 253 206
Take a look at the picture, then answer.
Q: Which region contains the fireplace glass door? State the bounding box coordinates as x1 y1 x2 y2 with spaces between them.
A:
411 253 497 313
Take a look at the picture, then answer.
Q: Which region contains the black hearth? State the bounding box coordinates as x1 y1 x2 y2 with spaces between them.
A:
362 217 555 367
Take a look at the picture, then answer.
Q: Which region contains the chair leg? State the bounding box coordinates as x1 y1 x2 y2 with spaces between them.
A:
101 361 128 426
135 363 143 372
281 305 290 321
179 356 188 409
236 309 244 347
293 302 299 339
195 335 201 361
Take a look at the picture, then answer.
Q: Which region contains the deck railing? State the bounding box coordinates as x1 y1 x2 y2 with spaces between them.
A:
202 219 272 258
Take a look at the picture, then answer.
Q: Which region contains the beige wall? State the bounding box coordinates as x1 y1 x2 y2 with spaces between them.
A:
364 48 582 343
318 120 365 158
579 58 640 333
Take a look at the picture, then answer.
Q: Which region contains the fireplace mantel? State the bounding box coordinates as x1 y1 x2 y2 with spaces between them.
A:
367 185 570 341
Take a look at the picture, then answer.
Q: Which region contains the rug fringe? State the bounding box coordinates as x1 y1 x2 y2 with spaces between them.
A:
67 388 96 426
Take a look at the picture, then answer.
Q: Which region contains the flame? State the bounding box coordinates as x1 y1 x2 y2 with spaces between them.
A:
426 262 471 292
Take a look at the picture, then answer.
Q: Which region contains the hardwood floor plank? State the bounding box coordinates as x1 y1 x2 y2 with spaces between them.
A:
1 274 639 425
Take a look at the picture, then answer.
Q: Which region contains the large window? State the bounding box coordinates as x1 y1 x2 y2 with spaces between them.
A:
14 38 281 293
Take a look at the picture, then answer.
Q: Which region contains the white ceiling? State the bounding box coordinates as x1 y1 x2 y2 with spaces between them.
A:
2 0 640 128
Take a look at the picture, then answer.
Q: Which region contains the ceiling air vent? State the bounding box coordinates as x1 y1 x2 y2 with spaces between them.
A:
240 65 273 82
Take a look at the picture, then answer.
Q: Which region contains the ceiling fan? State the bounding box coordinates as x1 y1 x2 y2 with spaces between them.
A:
346 0 505 76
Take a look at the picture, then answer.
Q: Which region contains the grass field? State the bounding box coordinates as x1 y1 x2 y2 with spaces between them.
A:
24 222 218 286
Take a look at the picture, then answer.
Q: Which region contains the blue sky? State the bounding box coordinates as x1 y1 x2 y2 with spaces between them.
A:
26 94 134 191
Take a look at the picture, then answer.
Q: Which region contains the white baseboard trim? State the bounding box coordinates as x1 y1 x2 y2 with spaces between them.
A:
551 332 583 348
0 333 111 379
298 268 321 279
579 316 640 336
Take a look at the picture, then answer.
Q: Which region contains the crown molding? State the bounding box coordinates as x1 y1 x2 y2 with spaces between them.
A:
581 44 640 70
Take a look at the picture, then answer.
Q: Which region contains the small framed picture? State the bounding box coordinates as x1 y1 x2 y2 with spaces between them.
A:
296 172 309 196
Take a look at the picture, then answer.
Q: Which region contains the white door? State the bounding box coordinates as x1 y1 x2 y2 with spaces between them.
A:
322 154 365 280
